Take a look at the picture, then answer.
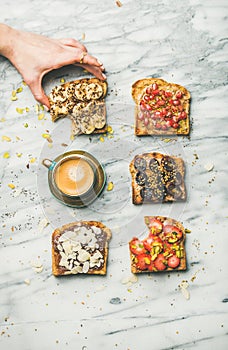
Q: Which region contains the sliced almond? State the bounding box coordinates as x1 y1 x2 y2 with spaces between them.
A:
71 266 83 274
83 261 90 273
77 249 91 262
204 163 214 172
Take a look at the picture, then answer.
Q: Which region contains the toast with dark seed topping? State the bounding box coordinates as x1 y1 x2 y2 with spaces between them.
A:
48 78 108 136
129 152 186 204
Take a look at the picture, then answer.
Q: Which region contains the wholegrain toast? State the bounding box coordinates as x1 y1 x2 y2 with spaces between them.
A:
49 78 108 136
52 221 111 276
132 78 190 136
129 152 186 204
129 216 187 273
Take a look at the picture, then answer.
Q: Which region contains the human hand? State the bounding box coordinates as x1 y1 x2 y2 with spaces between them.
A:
0 25 106 108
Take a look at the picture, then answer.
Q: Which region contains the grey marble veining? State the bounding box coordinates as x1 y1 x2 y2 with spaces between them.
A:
0 0 228 349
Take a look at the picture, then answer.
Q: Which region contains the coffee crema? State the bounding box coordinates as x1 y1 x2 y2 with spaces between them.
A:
54 158 94 196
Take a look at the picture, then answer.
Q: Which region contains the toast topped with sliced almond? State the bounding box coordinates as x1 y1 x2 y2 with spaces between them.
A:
129 216 187 273
49 78 108 136
129 152 186 204
132 78 190 135
52 221 111 276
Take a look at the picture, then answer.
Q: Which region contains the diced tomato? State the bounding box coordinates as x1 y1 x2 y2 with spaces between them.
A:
161 124 168 130
140 100 146 111
152 89 160 96
180 111 187 120
129 238 146 255
172 99 180 106
161 108 167 116
152 83 158 90
157 99 165 106
146 86 153 95
136 253 151 270
165 119 174 128
167 255 180 268
172 116 179 123
138 112 144 120
144 94 150 102
172 122 179 129
143 235 163 251
147 218 163 234
145 104 152 111
154 254 167 271
176 91 183 99
163 225 183 243
164 90 173 98
148 261 155 271
155 122 162 129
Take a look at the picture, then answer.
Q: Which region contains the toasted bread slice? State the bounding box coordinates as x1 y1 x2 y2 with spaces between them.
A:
132 78 190 136
129 216 187 273
70 99 107 135
129 152 186 204
52 221 111 276
48 78 108 136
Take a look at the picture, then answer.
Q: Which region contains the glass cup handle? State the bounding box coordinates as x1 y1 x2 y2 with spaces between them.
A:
42 158 56 170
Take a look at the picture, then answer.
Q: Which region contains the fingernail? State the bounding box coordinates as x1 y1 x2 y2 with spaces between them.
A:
102 73 107 79
43 105 50 112
97 60 103 66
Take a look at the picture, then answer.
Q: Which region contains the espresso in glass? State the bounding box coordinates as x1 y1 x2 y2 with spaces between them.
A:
54 157 94 196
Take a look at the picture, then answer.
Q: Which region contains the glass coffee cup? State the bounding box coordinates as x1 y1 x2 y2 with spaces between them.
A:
42 150 106 207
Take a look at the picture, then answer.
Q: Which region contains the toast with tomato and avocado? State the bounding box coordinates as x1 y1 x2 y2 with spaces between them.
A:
129 152 186 204
132 78 190 135
129 216 187 273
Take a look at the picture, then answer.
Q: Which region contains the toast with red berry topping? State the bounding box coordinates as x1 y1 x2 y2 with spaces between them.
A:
129 152 186 204
129 216 187 273
49 78 108 136
52 221 111 276
132 78 190 135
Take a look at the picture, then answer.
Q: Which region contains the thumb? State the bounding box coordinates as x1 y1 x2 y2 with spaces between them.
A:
28 78 50 110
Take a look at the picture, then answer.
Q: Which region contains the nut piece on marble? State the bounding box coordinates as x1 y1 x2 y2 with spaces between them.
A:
204 162 214 172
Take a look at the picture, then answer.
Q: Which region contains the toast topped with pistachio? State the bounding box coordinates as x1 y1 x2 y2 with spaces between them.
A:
49 78 108 136
52 221 111 276
129 152 186 204
132 78 190 135
129 216 187 273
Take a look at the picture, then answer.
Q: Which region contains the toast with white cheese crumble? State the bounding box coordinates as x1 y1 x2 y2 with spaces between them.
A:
52 221 111 276
49 78 108 136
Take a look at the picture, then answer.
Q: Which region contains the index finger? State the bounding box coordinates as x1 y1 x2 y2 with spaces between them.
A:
80 52 103 67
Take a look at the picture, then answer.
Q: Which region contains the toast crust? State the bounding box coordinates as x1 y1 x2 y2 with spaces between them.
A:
49 78 108 136
129 216 187 273
52 221 111 276
132 78 190 136
129 152 186 204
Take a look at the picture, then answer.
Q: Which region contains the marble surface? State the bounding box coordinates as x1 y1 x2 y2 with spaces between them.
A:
0 0 228 349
